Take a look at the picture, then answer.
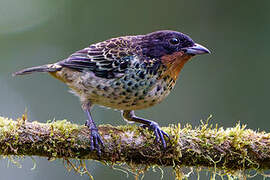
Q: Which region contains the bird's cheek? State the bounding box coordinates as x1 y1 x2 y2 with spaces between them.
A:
161 51 184 65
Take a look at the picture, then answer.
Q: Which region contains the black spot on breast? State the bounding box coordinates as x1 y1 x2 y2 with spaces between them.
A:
157 85 162 91
113 61 119 66
163 76 169 81
127 81 133 86
126 88 132 93
143 90 147 95
135 63 140 69
169 78 175 84
120 61 129 70
138 71 145 79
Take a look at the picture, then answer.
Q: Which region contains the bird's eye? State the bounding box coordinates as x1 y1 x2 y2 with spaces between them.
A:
169 38 180 45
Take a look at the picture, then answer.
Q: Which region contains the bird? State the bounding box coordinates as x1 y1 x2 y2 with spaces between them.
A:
13 30 210 155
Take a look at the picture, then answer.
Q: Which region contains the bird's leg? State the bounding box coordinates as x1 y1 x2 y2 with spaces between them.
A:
84 104 104 155
121 110 169 148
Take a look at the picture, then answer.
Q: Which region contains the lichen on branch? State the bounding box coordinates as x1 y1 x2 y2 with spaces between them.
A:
0 115 270 178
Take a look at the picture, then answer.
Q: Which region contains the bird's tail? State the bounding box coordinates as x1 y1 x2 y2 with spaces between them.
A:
13 63 62 76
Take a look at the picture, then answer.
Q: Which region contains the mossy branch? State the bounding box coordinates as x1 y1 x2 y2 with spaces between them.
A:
0 116 270 174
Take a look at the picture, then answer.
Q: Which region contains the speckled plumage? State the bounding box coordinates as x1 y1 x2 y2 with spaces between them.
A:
54 32 193 110
14 30 210 153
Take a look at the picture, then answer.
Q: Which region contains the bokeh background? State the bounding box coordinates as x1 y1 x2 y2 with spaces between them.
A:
0 0 269 179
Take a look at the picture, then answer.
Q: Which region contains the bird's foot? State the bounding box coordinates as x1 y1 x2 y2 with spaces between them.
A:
85 121 104 155
89 128 104 155
88 128 104 155
141 122 169 148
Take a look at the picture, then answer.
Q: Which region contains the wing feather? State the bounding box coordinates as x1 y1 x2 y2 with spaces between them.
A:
59 37 137 79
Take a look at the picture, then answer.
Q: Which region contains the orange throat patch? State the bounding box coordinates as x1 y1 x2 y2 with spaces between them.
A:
161 51 192 81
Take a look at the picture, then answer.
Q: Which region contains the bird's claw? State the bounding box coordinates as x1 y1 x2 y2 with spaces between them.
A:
141 122 169 148
89 128 104 156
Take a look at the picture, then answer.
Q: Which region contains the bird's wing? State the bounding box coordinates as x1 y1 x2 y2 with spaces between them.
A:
59 37 138 79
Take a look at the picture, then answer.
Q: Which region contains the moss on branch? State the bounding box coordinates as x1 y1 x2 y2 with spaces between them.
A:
0 115 270 178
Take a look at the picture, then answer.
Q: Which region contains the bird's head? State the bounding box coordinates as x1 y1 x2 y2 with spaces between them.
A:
141 30 210 80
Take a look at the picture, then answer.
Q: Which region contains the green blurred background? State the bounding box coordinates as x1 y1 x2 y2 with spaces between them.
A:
0 0 269 179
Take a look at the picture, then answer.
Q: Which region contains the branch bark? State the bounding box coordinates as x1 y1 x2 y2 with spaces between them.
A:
0 116 269 172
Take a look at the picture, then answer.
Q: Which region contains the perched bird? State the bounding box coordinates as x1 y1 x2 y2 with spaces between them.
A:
14 30 210 154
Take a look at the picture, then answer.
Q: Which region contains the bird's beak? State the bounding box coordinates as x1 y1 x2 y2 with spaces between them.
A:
183 43 211 55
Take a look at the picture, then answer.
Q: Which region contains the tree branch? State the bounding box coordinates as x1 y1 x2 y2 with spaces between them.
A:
0 116 269 173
